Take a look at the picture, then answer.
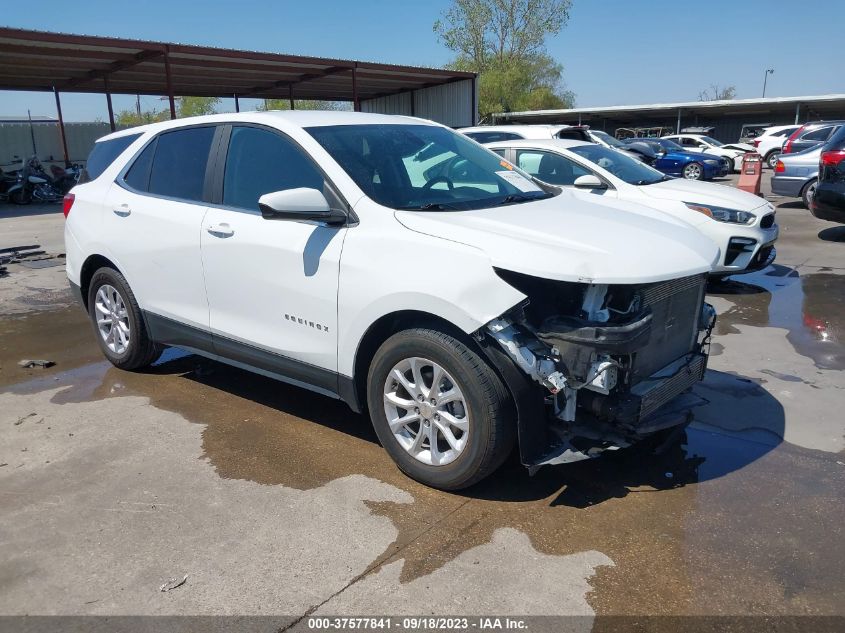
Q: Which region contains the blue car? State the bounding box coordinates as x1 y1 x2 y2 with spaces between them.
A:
622 138 728 180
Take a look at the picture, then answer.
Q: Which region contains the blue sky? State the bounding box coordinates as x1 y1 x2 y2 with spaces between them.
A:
2 0 843 121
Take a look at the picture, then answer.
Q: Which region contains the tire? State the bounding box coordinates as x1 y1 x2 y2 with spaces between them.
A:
87 267 162 371
9 188 31 205
802 179 817 209
766 151 780 170
682 162 704 180
366 328 515 490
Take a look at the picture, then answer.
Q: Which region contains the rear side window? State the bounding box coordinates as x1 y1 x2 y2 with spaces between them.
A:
82 133 141 182
802 126 835 142
773 127 798 137
466 131 523 143
126 126 215 202
222 126 324 211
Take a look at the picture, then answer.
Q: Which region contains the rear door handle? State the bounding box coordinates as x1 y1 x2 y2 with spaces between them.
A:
206 222 234 237
113 204 131 217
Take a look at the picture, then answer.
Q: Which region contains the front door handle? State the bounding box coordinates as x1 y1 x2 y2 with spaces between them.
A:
113 204 131 217
206 222 234 237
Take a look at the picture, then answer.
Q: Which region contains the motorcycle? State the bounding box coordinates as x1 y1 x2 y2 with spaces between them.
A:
4 156 64 204
39 159 82 194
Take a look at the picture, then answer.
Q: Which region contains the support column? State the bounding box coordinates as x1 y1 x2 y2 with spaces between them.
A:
234 94 240 113
352 64 360 112
289 84 295 110
104 75 116 132
53 87 70 166
164 46 176 119
470 77 476 125
794 102 800 124
676 108 682 134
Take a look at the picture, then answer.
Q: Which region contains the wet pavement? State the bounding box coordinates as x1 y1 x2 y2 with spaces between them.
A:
1 191 845 627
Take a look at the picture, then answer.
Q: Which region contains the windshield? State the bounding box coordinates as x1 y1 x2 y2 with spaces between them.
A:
569 144 666 186
591 130 625 148
306 124 554 211
656 138 684 152
700 136 723 147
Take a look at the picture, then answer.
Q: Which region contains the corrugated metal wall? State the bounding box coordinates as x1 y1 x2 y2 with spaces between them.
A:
361 78 476 127
0 122 112 167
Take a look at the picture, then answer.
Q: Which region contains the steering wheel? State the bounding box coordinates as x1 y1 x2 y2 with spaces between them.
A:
422 175 454 190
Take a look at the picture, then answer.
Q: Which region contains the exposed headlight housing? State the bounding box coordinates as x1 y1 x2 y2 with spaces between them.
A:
684 202 756 224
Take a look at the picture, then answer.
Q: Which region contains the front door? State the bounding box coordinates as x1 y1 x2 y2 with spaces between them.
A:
200 125 347 392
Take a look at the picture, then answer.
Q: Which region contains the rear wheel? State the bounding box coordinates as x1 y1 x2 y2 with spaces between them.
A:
766 151 780 170
9 188 31 205
683 162 704 180
802 179 817 209
367 328 515 490
87 267 162 371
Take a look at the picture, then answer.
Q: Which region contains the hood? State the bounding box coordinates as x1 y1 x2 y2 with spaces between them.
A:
642 178 769 211
394 192 717 284
722 142 754 152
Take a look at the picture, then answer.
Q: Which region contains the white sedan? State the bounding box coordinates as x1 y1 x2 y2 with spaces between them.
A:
486 138 779 276
661 133 753 172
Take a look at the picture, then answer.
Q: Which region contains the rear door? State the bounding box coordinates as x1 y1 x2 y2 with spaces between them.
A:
103 125 218 334
200 124 347 387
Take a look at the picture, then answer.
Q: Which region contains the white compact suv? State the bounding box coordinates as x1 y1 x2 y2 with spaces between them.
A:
485 138 779 276
65 112 718 490
751 125 801 170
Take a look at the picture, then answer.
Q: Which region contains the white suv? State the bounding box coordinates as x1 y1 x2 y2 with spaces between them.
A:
65 112 717 490
751 125 801 169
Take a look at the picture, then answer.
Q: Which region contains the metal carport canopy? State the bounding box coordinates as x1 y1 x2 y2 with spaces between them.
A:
0 27 474 113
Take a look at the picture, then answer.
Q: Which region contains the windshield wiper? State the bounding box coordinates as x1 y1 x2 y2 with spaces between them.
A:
496 193 547 205
397 202 460 211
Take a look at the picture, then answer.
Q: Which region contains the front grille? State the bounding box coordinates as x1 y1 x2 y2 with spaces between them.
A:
724 237 757 266
760 213 775 228
630 274 706 383
635 354 707 419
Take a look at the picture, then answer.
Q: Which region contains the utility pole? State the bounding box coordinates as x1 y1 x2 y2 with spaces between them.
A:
762 68 774 98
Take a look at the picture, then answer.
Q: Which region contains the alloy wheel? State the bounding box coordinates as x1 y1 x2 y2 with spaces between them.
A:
383 356 469 466
683 163 702 180
95 284 131 354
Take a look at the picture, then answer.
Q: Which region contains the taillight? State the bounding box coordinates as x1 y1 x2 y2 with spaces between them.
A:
775 160 785 172
752 139 760 147
62 193 75 218
821 150 845 166
783 126 804 154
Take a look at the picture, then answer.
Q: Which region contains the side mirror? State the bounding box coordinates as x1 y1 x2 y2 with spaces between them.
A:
258 188 346 225
573 174 606 189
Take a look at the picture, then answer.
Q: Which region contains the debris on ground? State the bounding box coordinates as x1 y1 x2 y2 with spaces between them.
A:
159 574 188 592
18 359 55 368
0 244 46 265
14 413 38 426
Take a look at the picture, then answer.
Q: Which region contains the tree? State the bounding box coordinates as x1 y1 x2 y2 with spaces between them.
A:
177 96 220 117
114 107 166 127
258 99 350 112
434 0 575 118
698 84 736 101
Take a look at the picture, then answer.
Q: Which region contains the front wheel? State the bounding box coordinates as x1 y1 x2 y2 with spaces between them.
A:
367 328 515 490
87 267 162 370
683 162 704 180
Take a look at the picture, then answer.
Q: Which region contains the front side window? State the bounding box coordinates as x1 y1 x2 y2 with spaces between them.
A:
569 144 666 186
145 127 216 201
83 133 141 183
223 126 324 211
590 130 625 148
306 124 553 211
516 150 590 186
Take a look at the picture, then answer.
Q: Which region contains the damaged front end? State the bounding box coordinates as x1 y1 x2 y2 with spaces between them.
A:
476 269 716 472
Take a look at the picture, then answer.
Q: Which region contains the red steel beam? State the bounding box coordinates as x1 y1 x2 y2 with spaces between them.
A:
52 87 70 165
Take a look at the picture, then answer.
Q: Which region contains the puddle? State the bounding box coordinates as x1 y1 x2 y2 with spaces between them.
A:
709 266 845 370
3 306 845 616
